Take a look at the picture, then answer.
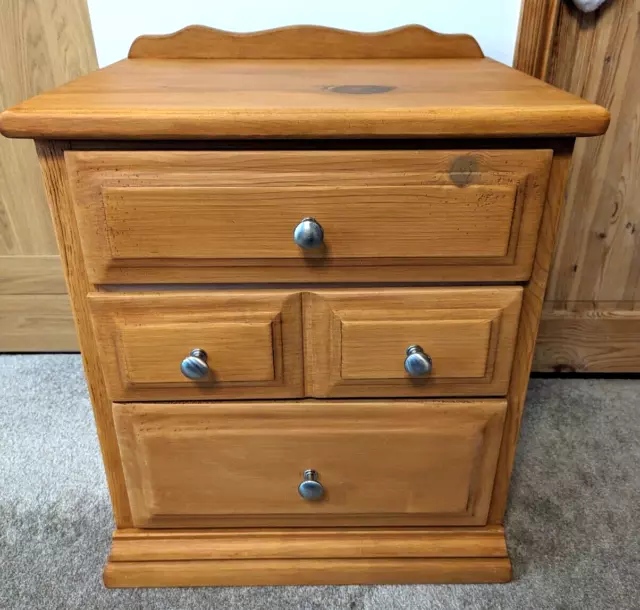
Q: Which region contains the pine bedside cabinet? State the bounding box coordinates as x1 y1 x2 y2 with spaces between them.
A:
0 26 609 587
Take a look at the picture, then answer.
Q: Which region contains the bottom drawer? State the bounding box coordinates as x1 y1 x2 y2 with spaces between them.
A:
114 400 506 528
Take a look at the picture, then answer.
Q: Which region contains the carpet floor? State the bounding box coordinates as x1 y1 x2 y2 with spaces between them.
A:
1 354 639 609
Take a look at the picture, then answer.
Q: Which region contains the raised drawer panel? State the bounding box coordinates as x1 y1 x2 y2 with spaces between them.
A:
113 400 507 528
102 184 517 260
304 287 522 398
89 291 303 401
67 149 551 284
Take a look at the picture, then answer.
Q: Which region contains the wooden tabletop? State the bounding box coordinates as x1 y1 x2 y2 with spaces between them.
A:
0 27 609 140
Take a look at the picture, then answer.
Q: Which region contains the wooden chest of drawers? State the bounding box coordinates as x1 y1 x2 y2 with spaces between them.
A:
0 25 608 587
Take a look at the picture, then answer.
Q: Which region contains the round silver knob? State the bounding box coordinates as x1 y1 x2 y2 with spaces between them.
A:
180 348 209 380
293 217 324 249
404 345 433 377
298 469 324 501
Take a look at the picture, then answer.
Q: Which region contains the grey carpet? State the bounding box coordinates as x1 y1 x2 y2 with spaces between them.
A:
1 354 639 609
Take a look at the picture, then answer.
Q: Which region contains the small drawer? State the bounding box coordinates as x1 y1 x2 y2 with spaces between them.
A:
304 287 522 398
89 291 303 401
67 149 551 284
113 399 507 528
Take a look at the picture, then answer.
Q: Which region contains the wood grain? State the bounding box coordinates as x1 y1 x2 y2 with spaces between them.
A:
66 149 551 284
0 0 96 256
545 0 640 306
489 142 574 522
0 294 77 351
0 0 95 350
106 524 512 588
89 291 304 401
8 19 610 585
304 287 522 398
0 58 609 139
110 525 508 561
0 256 66 294
530 0 640 372
104 557 512 587
102 184 519 260
128 25 485 60
10 21 608 586
535 308 640 372
113 400 506 529
35 141 132 527
513 0 561 79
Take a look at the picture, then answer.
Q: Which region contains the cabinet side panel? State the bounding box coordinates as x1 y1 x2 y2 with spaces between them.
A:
35 140 132 527
489 141 574 522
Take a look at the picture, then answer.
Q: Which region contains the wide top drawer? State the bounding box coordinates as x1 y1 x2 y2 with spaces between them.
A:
67 149 551 284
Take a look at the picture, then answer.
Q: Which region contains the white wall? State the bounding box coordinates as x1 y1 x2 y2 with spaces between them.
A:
87 0 522 68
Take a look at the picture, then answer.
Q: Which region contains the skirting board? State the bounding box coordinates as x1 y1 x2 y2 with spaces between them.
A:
0 294 78 351
0 255 78 352
104 526 512 587
534 309 640 372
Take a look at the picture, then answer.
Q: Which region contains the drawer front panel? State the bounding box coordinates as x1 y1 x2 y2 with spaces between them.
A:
89 291 303 401
114 400 507 528
67 149 551 283
304 287 522 397
101 184 516 260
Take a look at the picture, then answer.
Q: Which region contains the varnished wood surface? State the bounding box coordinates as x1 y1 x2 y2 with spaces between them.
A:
104 524 511 587
0 255 78 351
13 20 610 585
526 1 639 372
89 291 304 401
67 149 550 283
513 0 561 80
0 256 66 294
0 0 96 257
110 525 508 561
0 294 77 351
489 143 574 521
0 58 609 139
104 557 512 587
0 0 95 350
535 308 640 372
113 400 506 529
304 287 522 398
545 0 639 305
91 286 522 400
33 135 580 540
36 141 132 527
103 185 518 260
129 25 484 60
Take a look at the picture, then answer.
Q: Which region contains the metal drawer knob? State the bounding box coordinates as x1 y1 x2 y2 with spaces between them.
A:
180 348 209 380
293 217 324 249
298 469 324 501
404 345 433 377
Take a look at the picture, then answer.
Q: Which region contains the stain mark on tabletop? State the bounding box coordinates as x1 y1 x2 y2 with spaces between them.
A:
322 84 396 95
